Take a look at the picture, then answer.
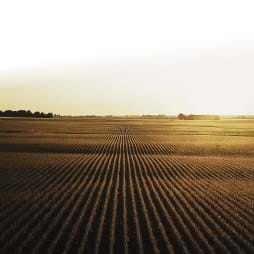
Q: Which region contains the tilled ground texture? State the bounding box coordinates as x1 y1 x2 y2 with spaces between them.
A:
0 118 253 254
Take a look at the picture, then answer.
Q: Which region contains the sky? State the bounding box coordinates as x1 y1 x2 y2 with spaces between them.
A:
0 0 254 115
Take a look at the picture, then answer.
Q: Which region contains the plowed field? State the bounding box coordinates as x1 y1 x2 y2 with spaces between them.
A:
0 118 253 254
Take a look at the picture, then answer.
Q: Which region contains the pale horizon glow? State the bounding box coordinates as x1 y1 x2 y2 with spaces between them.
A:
0 1 254 115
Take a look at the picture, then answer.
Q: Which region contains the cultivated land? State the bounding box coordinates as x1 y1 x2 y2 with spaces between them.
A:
0 118 253 254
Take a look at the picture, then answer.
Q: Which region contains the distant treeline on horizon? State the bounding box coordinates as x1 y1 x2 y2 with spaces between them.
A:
178 113 220 120
1 111 253 120
0 110 54 118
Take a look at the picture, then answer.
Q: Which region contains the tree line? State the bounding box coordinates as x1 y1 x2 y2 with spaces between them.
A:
178 113 220 120
0 110 54 118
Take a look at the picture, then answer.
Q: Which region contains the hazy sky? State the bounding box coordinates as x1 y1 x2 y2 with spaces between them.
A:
0 0 254 115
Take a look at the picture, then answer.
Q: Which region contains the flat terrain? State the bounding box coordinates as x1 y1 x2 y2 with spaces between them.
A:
0 118 253 254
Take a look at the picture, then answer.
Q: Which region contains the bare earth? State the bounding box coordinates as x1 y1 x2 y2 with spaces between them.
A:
0 118 253 254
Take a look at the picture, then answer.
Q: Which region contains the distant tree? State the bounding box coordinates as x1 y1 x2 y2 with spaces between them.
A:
4 110 15 117
46 113 53 118
27 110 33 117
34 112 41 118
182 114 220 120
17 110 31 117
0 110 54 118
178 113 186 120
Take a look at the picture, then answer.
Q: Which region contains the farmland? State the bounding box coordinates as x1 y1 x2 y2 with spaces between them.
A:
0 118 253 254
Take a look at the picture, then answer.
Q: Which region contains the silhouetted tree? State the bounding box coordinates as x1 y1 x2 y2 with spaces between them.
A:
46 113 53 118
34 112 41 118
178 113 186 120
0 110 54 118
178 114 220 120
